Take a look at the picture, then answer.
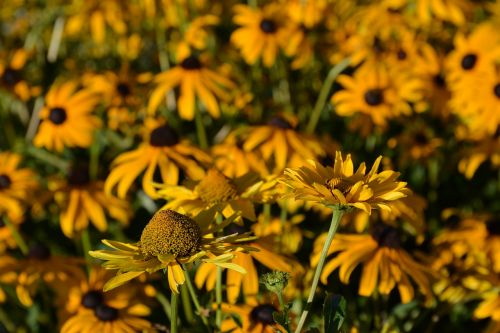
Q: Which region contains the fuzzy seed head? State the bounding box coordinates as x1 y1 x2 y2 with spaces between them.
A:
195 169 238 203
140 210 202 257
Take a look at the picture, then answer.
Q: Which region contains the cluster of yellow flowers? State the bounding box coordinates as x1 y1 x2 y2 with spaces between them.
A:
0 1 499 333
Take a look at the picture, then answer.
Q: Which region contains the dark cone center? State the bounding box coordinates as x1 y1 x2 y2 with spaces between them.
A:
149 124 179 147
260 19 277 33
82 290 104 309
364 89 384 106
116 82 131 97
180 56 202 70
433 74 446 87
49 107 67 125
1 67 21 86
486 217 500 236
397 49 407 60
250 304 277 326
67 164 91 186
267 116 293 129
28 244 51 260
371 224 401 248
493 83 500 99
94 304 119 322
414 132 429 145
461 54 477 70
0 174 12 190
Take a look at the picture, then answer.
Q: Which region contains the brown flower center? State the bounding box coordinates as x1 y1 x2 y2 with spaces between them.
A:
0 174 12 190
195 169 238 204
140 210 202 257
116 82 131 97
461 54 477 70
326 177 354 194
267 116 293 129
149 124 179 147
67 164 90 187
180 55 202 70
260 19 277 33
82 290 104 309
49 107 67 125
364 89 384 106
1 67 21 86
371 224 400 248
250 304 277 325
486 217 500 236
28 244 51 260
95 304 119 322
494 83 500 99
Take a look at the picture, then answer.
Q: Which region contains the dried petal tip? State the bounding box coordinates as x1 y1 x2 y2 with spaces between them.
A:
140 210 201 257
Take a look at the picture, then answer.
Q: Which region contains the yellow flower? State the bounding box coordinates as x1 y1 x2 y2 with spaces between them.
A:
33 81 101 152
0 49 40 101
104 118 211 198
332 64 423 127
458 136 500 179
0 255 17 303
148 54 235 120
242 114 325 173
281 151 409 214
0 152 37 223
156 168 273 220
231 4 296 67
90 209 255 294
474 291 500 333
220 297 287 333
52 164 130 238
416 0 471 26
312 225 434 304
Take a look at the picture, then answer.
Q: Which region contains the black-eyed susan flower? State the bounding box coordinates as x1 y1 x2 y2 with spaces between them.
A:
33 81 101 152
312 225 434 304
14 243 82 307
416 0 470 26
52 163 130 238
281 151 409 214
332 64 422 127
156 168 272 221
458 135 500 179
474 290 500 333
0 255 17 303
0 151 37 223
83 69 152 131
0 49 40 101
220 297 287 333
242 114 325 173
195 224 294 304
105 118 211 198
90 209 255 294
387 122 444 162
148 54 235 120
231 4 296 67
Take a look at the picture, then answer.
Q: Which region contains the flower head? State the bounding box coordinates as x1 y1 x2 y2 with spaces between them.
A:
281 151 409 214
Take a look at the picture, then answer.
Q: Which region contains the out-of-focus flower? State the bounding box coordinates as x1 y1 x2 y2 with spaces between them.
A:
90 210 255 293
0 49 40 101
242 115 325 173
105 118 210 198
33 81 101 152
148 54 235 120
312 225 434 304
231 4 297 67
474 290 500 333
416 0 471 26
281 152 409 214
458 135 500 179
52 164 130 238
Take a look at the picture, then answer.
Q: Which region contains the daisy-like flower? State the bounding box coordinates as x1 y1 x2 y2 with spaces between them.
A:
52 163 130 238
281 151 409 214
0 255 17 303
148 54 235 120
195 224 294 304
90 209 255 293
14 243 82 307
104 118 211 198
83 69 151 131
458 134 500 179
0 152 37 222
416 0 471 26
242 114 325 173
220 297 287 333
312 224 434 304
156 168 273 221
33 81 101 152
231 4 296 67
332 64 423 127
387 122 444 162
474 290 500 333
0 49 40 101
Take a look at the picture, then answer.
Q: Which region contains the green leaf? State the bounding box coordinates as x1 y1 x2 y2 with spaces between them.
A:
324 293 346 333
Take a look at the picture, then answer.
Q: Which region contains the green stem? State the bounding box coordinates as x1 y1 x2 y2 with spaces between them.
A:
183 268 211 330
263 203 271 225
306 58 350 134
89 137 99 181
26 146 69 171
195 107 208 149
181 283 194 324
171 292 179 333
155 292 172 321
2 216 28 255
294 207 345 333
81 229 92 272
277 290 291 332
